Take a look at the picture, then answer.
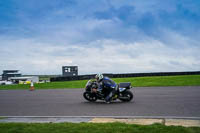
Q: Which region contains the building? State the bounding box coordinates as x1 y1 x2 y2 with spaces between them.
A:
10 76 39 84
62 66 78 76
2 70 22 81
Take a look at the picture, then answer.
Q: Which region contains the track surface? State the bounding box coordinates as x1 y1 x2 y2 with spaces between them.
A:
0 86 200 117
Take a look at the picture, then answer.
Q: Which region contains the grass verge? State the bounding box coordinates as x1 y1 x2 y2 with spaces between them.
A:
0 75 200 90
0 123 200 133
113 75 200 87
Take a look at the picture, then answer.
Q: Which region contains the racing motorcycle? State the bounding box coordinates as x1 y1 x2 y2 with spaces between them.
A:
83 79 134 102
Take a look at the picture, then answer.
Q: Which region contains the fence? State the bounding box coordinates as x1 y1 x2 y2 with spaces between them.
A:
50 71 200 82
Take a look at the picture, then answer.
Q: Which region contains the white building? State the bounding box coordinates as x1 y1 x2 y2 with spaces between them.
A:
10 76 39 84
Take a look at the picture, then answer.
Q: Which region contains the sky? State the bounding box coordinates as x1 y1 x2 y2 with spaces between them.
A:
0 0 200 75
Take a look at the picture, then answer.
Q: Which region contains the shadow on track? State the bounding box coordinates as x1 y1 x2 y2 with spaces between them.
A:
81 100 134 105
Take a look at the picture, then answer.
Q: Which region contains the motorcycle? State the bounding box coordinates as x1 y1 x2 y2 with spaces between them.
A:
83 79 134 102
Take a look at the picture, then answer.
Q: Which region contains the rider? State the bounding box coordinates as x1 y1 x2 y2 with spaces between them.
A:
95 74 117 103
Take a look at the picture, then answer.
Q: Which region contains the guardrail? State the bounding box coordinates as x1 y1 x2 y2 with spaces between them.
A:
50 71 200 82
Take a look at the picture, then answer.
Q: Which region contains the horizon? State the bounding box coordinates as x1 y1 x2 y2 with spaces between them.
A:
1 70 200 76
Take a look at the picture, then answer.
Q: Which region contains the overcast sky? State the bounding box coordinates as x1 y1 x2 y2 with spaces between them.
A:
0 0 200 75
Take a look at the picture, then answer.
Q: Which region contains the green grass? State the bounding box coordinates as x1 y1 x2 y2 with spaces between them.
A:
0 75 200 90
112 75 200 87
0 123 200 133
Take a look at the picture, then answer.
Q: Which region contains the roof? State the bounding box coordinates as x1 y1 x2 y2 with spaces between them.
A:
3 70 19 72
10 77 32 80
6 73 21 75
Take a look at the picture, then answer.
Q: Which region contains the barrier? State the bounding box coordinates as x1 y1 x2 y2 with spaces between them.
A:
50 71 200 82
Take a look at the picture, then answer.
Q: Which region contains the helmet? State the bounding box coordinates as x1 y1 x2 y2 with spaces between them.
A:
95 74 104 82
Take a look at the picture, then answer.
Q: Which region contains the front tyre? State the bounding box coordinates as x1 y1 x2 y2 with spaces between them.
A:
83 92 97 102
119 90 133 102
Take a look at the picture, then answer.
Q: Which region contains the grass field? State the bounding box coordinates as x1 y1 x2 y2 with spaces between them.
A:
0 123 200 133
0 75 200 90
113 75 200 87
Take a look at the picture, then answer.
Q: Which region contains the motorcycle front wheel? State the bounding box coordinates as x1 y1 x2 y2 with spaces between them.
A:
83 92 97 102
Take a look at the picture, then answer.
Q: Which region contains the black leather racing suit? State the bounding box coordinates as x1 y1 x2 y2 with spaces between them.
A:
97 77 117 102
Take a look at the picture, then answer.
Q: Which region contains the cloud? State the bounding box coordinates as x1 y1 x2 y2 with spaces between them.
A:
0 0 200 75
0 33 199 75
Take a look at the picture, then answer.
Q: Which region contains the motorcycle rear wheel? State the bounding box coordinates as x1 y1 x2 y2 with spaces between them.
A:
119 90 133 102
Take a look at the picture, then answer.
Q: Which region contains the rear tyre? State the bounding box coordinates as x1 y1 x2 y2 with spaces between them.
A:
119 90 133 102
83 92 97 102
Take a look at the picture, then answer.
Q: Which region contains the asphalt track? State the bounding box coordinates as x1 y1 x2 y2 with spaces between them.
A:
0 86 200 118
